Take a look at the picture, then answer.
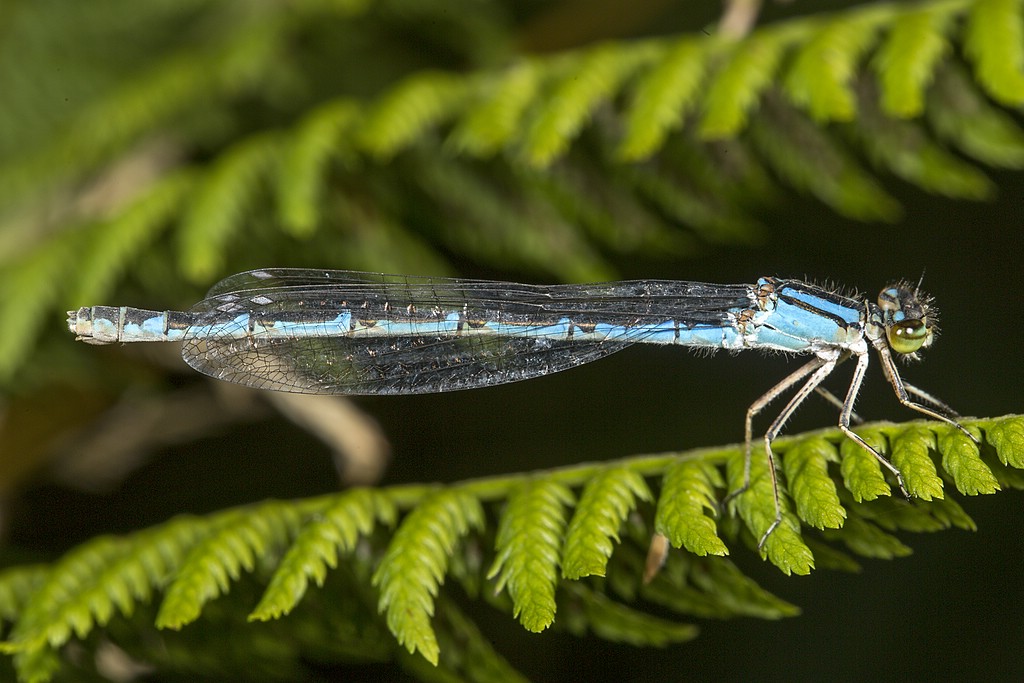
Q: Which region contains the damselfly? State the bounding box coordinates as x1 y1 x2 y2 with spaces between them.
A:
68 269 977 546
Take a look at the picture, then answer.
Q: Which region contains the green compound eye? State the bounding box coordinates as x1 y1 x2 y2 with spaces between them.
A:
888 320 929 354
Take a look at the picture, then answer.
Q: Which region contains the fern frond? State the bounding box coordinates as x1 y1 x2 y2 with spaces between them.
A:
3 535 125 654
964 0 1024 105
1 416 1021 679
0 567 48 624
71 170 196 304
14 0 1021 221
0 13 288 212
356 71 469 160
424 596 531 683
782 438 846 531
619 37 705 160
560 582 699 647
654 459 728 557
276 100 361 237
414 154 615 281
749 97 901 221
250 488 396 621
822 515 913 559
636 552 800 620
3 515 203 657
853 492 975 534
874 2 958 117
783 5 892 122
487 480 573 633
177 132 283 284
698 26 799 139
724 430 814 576
985 414 1024 467
449 61 541 157
561 467 652 580
939 425 1000 494
839 432 892 502
520 41 653 167
850 87 994 199
372 489 485 665
928 64 1024 167
0 235 81 382
156 501 300 630
12 646 60 683
890 426 945 500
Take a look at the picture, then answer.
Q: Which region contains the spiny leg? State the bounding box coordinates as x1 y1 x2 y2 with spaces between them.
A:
721 357 827 514
903 382 965 423
815 386 864 425
874 342 979 444
755 355 842 548
722 355 841 550
837 350 909 498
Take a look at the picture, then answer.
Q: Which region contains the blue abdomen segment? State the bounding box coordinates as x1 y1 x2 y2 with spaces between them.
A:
71 304 760 351
69 282 856 357
68 307 193 344
750 280 863 352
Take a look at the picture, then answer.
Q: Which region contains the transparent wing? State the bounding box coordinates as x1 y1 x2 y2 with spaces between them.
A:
182 269 753 395
182 329 631 395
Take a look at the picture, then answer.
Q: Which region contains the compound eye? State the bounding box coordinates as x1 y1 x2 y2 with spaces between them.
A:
888 320 928 354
